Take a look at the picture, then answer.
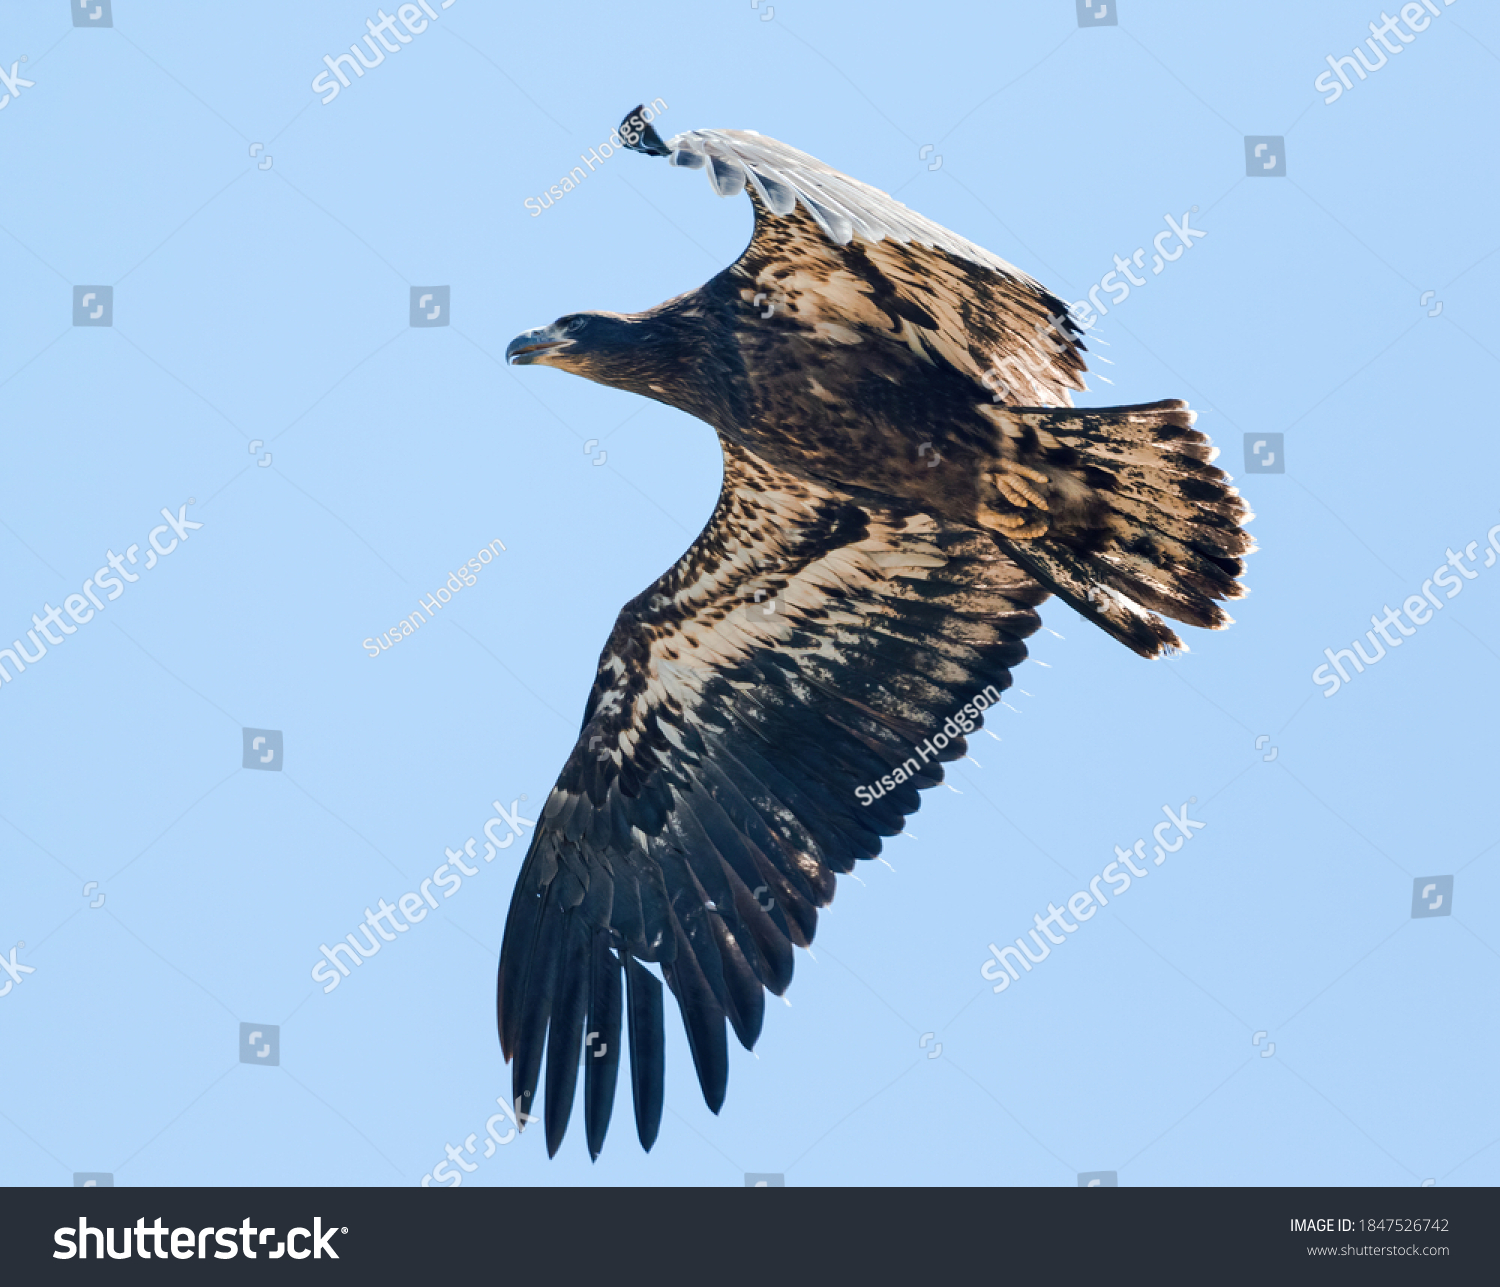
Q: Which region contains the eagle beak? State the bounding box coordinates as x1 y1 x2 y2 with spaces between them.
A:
506 326 569 365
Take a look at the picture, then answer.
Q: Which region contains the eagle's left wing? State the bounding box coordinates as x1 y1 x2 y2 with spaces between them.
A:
619 105 1088 407
497 440 1046 1157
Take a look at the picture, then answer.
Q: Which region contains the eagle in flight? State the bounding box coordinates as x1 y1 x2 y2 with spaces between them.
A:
499 107 1253 1158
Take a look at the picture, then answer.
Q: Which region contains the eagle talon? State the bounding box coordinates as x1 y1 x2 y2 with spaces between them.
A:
977 504 1050 540
1002 518 1049 539
1008 463 1050 487
994 464 1050 511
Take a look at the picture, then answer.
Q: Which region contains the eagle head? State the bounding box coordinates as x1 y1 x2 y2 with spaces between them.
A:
505 311 654 380
505 308 730 422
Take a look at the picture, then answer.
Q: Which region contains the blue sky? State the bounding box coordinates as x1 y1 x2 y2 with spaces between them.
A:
1 0 1497 1188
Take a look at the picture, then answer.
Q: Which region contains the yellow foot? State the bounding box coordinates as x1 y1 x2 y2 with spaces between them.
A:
994 463 1050 511
977 505 1049 540
979 463 1051 539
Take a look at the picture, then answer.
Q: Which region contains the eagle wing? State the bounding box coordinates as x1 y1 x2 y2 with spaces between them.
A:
622 108 1088 406
496 440 1047 1157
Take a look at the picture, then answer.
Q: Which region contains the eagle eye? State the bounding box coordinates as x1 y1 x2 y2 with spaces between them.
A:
563 315 589 336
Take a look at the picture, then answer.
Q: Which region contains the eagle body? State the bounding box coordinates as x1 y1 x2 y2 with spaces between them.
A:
698 263 1019 525
497 110 1254 1158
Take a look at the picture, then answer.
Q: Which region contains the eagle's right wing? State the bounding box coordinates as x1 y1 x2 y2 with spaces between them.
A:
496 439 1047 1158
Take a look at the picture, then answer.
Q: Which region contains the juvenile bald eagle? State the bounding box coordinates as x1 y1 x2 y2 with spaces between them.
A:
499 107 1252 1158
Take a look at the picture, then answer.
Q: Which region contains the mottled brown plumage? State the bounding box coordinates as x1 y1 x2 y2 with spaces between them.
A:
498 108 1254 1157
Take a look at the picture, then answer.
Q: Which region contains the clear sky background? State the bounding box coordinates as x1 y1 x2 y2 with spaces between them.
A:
2 0 1497 1188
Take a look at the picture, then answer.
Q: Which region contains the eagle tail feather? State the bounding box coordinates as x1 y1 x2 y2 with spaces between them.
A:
983 399 1254 659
